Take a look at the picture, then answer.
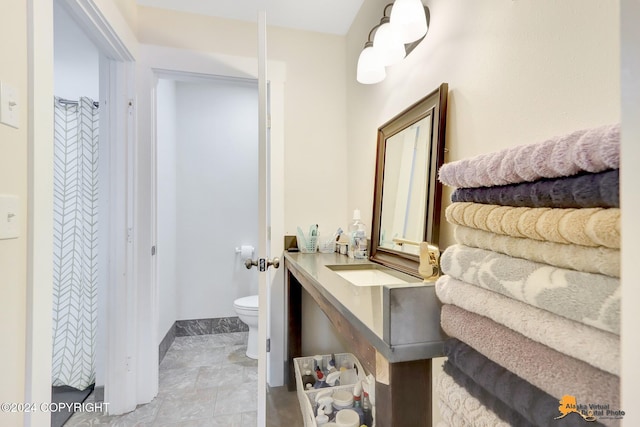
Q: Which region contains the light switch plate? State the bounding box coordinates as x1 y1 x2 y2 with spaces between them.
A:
0 195 20 239
0 81 20 129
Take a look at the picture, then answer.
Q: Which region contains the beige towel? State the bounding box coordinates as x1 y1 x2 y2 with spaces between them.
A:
437 370 511 427
436 275 620 375
445 202 620 248
453 225 619 277
441 305 620 412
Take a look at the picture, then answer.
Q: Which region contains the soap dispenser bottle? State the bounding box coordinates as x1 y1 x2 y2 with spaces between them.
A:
349 209 367 259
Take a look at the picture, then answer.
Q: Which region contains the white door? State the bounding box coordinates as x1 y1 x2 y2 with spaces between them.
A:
256 11 274 427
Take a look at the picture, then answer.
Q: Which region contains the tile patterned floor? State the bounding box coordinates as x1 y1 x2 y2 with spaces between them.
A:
66 332 259 426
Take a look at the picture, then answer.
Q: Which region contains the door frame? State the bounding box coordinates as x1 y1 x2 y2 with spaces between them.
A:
26 0 138 422
137 41 286 414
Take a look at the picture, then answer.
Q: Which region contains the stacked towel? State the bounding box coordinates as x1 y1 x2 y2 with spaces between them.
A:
443 338 608 427
451 169 619 208
438 123 620 188
434 124 621 427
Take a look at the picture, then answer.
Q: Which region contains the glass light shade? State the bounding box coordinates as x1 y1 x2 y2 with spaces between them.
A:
390 0 428 43
357 45 386 84
373 21 406 66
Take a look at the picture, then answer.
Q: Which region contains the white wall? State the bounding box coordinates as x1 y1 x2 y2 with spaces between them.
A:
53 3 99 101
172 78 260 320
346 0 620 423
156 78 178 338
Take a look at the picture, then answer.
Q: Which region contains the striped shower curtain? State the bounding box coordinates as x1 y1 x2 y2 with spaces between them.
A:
51 97 99 390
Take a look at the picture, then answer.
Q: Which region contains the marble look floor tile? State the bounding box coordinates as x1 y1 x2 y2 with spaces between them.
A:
208 332 250 347
243 364 258 383
154 390 215 424
167 337 219 352
144 413 243 427
116 398 163 425
196 364 244 389
241 411 257 426
70 333 257 426
157 367 200 397
64 411 121 426
224 345 254 365
160 347 226 370
213 381 258 416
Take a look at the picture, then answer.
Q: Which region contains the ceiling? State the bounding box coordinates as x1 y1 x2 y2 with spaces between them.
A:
135 0 365 35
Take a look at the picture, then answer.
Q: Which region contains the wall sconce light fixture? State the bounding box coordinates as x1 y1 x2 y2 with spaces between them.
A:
357 0 430 84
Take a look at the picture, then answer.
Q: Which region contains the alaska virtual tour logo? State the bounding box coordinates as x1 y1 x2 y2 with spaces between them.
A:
555 395 625 422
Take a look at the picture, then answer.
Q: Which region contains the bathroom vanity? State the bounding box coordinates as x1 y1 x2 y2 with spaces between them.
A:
285 83 448 426
285 251 445 427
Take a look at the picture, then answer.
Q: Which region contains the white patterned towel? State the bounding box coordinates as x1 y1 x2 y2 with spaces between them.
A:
440 244 620 335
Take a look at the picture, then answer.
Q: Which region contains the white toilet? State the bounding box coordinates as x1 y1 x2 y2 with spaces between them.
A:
233 295 259 359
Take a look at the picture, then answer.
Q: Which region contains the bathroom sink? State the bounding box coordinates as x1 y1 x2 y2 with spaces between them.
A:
326 264 415 287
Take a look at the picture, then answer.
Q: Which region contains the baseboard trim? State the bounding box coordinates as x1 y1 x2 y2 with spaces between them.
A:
159 316 248 363
93 386 104 403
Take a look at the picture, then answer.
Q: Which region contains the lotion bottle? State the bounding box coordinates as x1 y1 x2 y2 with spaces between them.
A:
349 210 367 259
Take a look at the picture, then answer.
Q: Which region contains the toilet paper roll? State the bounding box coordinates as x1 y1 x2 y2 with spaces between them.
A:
239 245 254 259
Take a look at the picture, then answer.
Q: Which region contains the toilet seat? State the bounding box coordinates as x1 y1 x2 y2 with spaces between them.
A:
234 295 258 310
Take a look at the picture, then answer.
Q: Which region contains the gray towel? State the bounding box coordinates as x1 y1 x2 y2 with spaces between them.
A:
440 304 621 417
443 361 536 427
444 338 608 427
451 169 619 208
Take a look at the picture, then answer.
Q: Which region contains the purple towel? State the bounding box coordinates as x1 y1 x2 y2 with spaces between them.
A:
439 123 620 188
451 169 619 208
444 338 608 427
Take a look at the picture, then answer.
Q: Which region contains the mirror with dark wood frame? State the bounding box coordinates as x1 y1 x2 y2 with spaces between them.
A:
370 83 448 277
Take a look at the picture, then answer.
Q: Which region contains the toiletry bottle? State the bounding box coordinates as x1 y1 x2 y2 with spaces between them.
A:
349 210 367 259
302 368 316 389
326 371 341 387
362 391 373 427
328 353 338 374
316 406 329 425
314 366 327 389
317 396 334 420
352 381 365 425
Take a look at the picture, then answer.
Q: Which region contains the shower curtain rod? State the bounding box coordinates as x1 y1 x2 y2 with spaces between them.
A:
56 97 99 108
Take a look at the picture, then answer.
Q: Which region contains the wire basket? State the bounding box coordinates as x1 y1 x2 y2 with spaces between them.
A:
318 237 336 253
294 353 366 427
297 227 318 253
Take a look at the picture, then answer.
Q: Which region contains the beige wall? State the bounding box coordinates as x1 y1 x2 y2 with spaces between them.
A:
346 0 620 249
0 2 28 426
138 6 350 235
109 0 138 31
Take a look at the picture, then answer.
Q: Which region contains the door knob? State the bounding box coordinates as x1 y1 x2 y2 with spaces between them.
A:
245 257 280 271
268 257 280 269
